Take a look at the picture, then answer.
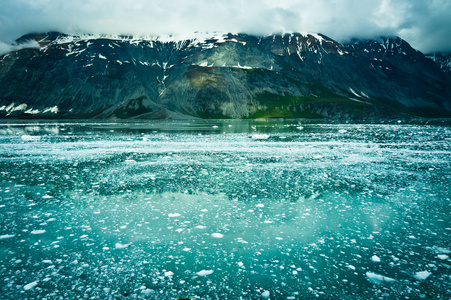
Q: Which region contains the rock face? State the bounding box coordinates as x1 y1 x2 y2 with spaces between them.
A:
1 32 450 119
427 52 451 75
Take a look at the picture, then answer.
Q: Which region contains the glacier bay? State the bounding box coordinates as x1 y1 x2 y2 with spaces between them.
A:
0 120 450 299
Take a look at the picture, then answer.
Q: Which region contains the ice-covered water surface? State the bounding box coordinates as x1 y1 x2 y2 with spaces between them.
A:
0 120 450 299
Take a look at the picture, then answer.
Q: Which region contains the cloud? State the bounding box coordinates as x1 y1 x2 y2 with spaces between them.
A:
0 40 40 56
0 0 450 53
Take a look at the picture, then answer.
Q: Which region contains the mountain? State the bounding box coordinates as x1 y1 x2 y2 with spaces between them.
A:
426 52 451 75
1 32 450 119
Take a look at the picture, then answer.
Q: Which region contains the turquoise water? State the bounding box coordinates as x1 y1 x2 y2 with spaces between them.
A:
0 120 450 299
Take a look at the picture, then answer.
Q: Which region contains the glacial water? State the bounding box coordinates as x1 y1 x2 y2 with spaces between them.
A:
0 119 450 299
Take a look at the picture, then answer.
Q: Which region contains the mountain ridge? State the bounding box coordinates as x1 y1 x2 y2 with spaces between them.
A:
1 32 450 119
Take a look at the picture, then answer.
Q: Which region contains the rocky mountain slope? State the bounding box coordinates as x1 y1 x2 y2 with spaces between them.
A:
1 32 450 119
427 52 451 75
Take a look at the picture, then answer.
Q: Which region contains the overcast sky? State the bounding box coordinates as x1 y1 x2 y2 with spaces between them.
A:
0 0 450 53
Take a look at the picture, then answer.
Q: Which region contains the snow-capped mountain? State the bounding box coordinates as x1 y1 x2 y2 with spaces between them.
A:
1 32 450 119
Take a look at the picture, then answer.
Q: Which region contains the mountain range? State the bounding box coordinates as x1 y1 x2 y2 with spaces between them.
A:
1 32 450 119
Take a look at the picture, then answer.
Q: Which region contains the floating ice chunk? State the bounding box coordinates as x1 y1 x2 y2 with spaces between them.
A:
366 272 395 284
21 135 40 141
164 271 174 277
24 281 38 290
31 230 46 235
371 255 381 262
413 271 431 280
347 265 356 270
0 234 15 239
115 242 131 249
261 290 270 298
432 246 451 254
168 213 181 218
256 204 265 208
196 269 214 276
437 254 449 260
296 126 304 130
236 238 248 244
141 289 154 296
251 134 269 140
211 233 224 238
42 260 52 264
195 225 207 229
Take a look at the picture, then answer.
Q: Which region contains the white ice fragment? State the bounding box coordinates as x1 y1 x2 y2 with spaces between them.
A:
164 271 174 277
141 289 154 296
211 233 224 238
251 134 269 140
371 255 381 262
237 262 244 267
21 135 40 141
261 290 270 298
31 230 46 235
168 213 181 218
437 254 449 260
24 281 38 290
182 247 191 251
98 54 107 59
236 238 248 244
196 270 214 276
347 265 356 270
42 260 52 264
195 225 207 229
433 247 451 254
256 204 265 208
0 234 15 239
296 126 304 130
413 271 432 280
115 242 131 249
366 272 396 284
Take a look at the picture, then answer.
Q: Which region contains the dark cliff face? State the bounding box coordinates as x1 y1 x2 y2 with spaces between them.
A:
426 52 451 75
1 32 450 119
